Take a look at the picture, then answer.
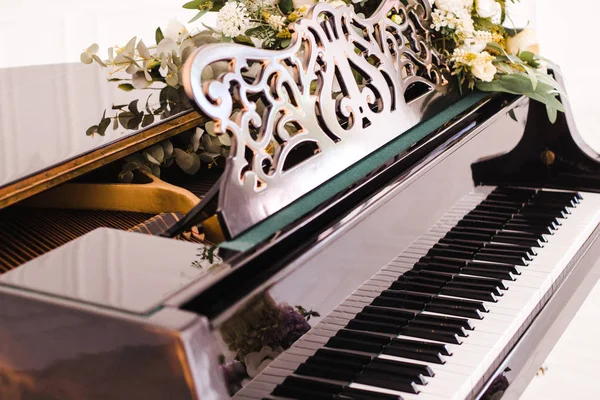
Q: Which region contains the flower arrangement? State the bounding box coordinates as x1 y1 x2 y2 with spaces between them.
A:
82 0 564 182
424 0 564 122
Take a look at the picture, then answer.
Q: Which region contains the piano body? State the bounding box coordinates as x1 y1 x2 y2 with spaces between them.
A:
1 1 600 399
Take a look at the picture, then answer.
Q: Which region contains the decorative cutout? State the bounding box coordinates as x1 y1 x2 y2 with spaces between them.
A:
183 0 454 238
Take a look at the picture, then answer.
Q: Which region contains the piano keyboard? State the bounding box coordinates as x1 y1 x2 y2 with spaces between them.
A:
234 186 600 400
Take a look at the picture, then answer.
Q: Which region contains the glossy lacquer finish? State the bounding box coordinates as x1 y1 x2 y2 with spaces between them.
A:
0 229 225 314
0 289 229 400
0 63 192 189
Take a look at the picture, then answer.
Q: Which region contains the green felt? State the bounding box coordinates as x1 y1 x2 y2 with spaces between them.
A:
220 92 489 252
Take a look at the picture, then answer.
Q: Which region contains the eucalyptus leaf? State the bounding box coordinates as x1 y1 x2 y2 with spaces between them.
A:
151 164 161 177
164 158 175 168
146 144 165 163
233 35 255 47
199 152 221 163
86 125 98 136
125 36 137 55
189 10 208 23
118 111 134 129
182 0 202 9
119 170 134 183
98 118 111 136
218 133 232 146
174 148 201 174
142 114 155 127
80 52 93 64
129 100 141 116
118 83 135 92
139 164 152 174
190 128 203 151
155 27 165 45
122 161 141 172
205 120 216 136
137 40 152 59
92 55 107 67
144 152 161 166
161 140 174 158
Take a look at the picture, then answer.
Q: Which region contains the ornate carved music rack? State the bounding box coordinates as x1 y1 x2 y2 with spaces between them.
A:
182 0 456 239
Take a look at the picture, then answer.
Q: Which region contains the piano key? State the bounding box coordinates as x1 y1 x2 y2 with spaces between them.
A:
237 188 600 400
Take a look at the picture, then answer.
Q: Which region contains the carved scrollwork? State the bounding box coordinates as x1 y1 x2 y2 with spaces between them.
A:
183 0 454 238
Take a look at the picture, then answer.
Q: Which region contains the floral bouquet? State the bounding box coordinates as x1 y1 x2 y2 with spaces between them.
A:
426 0 564 122
82 0 565 183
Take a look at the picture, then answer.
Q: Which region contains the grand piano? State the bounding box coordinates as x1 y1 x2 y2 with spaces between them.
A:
2 1 600 399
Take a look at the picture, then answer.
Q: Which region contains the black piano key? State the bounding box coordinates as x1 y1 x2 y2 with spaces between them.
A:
326 337 384 354
336 329 392 345
273 376 342 399
415 313 475 330
445 230 492 242
355 311 411 326
428 247 474 259
492 234 543 248
371 296 426 310
314 348 372 365
453 226 545 242
445 280 503 297
505 222 555 235
368 357 434 378
425 303 483 319
346 319 404 334
453 274 508 290
493 187 537 196
477 246 533 261
400 326 462 344
306 355 364 372
295 363 356 382
468 261 520 275
390 338 452 356
362 306 417 320
363 365 427 385
474 252 527 266
339 387 404 400
390 280 442 294
457 218 504 229
380 290 433 302
462 266 515 280
381 346 446 364
355 371 420 394
438 237 536 257
431 296 488 312
440 286 497 302
408 320 468 337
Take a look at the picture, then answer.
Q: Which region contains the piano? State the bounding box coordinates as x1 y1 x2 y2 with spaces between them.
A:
2 1 600 399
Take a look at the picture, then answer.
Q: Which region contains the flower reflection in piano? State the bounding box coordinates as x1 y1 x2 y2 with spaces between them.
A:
219 293 317 394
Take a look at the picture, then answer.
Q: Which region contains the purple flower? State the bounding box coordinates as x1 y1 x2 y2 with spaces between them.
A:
278 303 311 349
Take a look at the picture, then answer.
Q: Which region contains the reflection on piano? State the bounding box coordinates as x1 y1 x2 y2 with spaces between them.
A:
2 1 600 399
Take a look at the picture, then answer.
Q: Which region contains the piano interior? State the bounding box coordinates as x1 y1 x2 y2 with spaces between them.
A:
0 158 223 273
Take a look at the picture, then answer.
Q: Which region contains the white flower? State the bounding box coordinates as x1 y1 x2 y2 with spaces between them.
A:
476 0 501 22
471 60 497 82
216 2 252 38
244 347 283 378
462 30 493 53
436 0 473 12
431 8 473 35
294 0 316 8
164 20 188 42
267 15 287 31
326 0 347 8
506 28 540 55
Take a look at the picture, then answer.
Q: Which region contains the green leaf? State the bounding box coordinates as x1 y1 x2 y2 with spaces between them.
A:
189 9 208 23
142 114 155 127
518 51 540 68
280 38 291 48
119 170 135 183
117 83 135 92
182 0 202 9
86 125 98 136
233 35 255 47
98 117 111 136
128 100 141 116
278 0 293 14
174 148 201 174
155 27 165 45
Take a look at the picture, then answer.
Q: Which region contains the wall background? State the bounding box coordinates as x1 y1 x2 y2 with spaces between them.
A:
1 1 599 398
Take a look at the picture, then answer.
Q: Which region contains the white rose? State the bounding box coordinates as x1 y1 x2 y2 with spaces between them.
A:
471 61 497 82
462 39 486 54
476 0 501 21
506 28 540 55
327 0 347 8
294 0 315 8
436 0 472 12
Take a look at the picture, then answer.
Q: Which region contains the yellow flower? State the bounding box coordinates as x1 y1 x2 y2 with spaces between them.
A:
276 28 292 39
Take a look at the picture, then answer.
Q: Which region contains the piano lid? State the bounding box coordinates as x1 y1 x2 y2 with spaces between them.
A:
0 228 226 314
0 62 194 191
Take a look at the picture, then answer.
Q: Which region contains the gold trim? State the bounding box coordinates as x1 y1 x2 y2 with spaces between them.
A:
21 173 201 215
0 111 204 210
